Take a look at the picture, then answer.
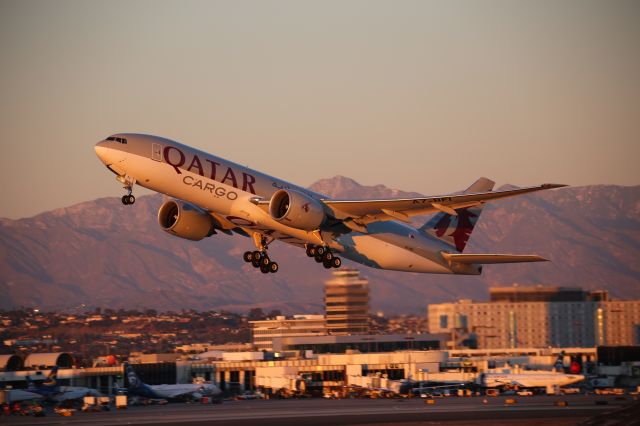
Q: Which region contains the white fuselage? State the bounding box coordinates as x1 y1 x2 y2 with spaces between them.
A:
146 383 220 399
481 371 585 388
95 133 477 274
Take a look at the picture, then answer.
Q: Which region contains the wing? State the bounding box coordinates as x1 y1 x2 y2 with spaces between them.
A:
152 385 197 398
442 253 548 264
54 390 90 401
7 390 44 402
163 389 192 398
322 183 566 224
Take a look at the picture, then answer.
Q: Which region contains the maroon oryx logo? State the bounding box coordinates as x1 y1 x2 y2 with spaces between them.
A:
301 202 310 213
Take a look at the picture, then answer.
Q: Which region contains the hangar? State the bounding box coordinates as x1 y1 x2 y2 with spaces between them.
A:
0 354 23 371
24 352 74 369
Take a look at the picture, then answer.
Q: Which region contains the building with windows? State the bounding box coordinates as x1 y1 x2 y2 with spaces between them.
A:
250 269 371 351
428 286 640 349
250 315 327 351
271 332 449 354
325 269 370 335
489 286 607 303
596 300 640 346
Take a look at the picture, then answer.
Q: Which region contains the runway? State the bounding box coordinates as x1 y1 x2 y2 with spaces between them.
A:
3 394 638 426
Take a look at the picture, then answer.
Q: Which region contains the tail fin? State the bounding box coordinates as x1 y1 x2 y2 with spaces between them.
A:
42 366 59 387
420 177 495 252
554 351 566 372
123 362 143 390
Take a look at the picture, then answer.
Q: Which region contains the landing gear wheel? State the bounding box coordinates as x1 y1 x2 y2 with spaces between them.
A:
269 262 279 273
243 251 253 262
252 257 261 268
260 256 271 267
316 246 326 256
121 194 135 205
323 260 333 269
331 257 342 268
260 265 270 273
314 253 324 263
322 251 333 262
306 245 316 257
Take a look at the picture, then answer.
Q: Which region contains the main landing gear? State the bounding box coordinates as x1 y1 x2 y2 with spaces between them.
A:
306 244 342 269
243 250 279 274
243 233 279 274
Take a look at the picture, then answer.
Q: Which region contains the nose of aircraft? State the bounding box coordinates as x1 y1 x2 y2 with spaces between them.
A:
94 140 109 164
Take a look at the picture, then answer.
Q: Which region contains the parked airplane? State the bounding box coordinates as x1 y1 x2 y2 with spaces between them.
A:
95 134 565 274
478 354 584 389
408 381 471 396
8 366 101 403
123 362 220 400
478 351 585 389
478 370 585 389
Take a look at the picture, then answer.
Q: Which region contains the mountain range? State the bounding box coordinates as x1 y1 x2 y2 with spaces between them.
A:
1 176 638 314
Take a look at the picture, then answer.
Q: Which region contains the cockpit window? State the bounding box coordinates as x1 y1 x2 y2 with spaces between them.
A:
106 136 127 144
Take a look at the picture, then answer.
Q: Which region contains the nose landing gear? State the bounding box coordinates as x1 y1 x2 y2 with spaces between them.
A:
121 194 136 205
118 175 136 205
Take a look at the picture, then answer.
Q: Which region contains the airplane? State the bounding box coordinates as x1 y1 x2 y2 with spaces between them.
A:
478 370 585 389
478 354 584 390
94 133 566 274
408 381 471 396
7 366 101 403
123 362 221 400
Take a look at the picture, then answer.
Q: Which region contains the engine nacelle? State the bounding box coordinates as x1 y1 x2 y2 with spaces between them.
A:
269 189 326 231
157 200 216 241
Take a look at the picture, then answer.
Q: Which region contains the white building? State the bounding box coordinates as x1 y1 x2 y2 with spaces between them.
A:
251 315 327 351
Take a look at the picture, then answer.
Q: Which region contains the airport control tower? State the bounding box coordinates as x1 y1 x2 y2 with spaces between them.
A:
324 269 370 335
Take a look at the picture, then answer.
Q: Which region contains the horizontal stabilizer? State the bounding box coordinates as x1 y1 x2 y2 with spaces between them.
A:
442 253 549 264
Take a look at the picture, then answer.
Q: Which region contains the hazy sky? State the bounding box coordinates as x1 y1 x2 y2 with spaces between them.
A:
1 0 638 219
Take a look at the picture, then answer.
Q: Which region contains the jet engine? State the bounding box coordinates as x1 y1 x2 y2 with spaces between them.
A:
269 189 326 231
157 200 216 241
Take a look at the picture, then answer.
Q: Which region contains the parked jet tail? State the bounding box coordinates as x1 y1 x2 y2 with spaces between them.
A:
42 366 59 387
27 366 59 390
123 362 145 392
419 178 495 252
554 351 566 372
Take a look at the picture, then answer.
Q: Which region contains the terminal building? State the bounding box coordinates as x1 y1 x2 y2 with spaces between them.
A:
428 286 640 349
250 315 327 351
271 332 449 354
0 345 608 398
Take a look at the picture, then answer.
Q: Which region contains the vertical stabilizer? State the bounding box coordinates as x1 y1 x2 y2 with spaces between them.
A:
554 351 566 372
124 362 144 391
419 177 495 252
42 366 59 387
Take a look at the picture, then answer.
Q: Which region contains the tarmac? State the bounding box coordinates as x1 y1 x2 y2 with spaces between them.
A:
2 394 638 426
